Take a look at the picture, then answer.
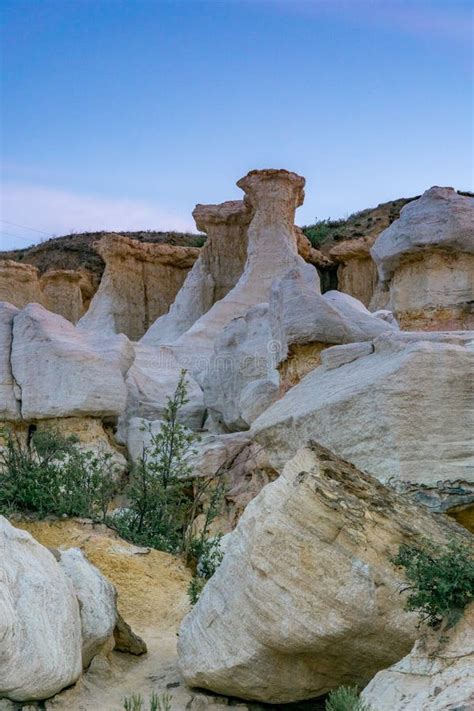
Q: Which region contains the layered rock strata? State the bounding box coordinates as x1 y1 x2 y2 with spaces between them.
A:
178 444 470 703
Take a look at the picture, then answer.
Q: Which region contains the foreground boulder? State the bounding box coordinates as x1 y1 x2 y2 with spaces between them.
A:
178 444 469 703
362 604 474 710
252 331 474 492
59 548 117 668
0 516 82 701
371 187 474 330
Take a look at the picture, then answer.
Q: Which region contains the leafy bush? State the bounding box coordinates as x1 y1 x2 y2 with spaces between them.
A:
392 539 474 627
187 533 224 605
302 218 344 248
0 428 116 520
123 692 172 711
325 686 372 711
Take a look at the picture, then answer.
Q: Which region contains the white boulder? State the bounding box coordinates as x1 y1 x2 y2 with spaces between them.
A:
0 302 20 420
362 604 474 711
0 516 82 702
59 548 117 668
11 304 134 420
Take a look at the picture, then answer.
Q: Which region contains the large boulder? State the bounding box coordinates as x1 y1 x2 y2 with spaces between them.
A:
252 331 474 491
178 445 469 703
78 234 198 340
11 304 134 420
0 303 20 420
0 516 82 701
59 548 117 668
371 187 474 330
142 200 252 346
362 604 474 711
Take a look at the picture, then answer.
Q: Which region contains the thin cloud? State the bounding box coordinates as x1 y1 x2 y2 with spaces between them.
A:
0 183 196 250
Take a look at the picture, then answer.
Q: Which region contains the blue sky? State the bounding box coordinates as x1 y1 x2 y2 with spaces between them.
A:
1 0 472 249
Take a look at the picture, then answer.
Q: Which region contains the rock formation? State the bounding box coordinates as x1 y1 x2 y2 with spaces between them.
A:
0 260 92 324
11 303 134 420
78 234 199 340
178 444 469 703
0 516 83 701
0 302 20 421
142 200 252 346
371 187 474 330
361 604 474 710
252 331 474 496
59 548 117 668
0 260 43 308
329 235 379 307
39 269 86 323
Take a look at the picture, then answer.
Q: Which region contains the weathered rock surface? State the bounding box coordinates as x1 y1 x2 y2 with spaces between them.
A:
178 444 469 703
39 269 86 323
0 303 20 420
362 604 474 711
143 201 252 346
371 187 474 330
11 304 134 420
78 234 198 340
170 169 318 374
0 516 82 702
59 548 117 668
252 331 474 488
330 235 379 307
0 260 43 308
202 303 280 431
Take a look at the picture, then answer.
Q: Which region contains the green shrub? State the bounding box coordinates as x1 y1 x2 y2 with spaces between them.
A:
123 692 172 711
302 218 344 248
325 686 372 711
392 539 474 627
0 428 116 520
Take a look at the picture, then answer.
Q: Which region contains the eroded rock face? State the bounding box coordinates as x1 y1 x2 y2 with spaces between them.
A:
0 302 20 421
361 604 474 711
0 260 42 308
252 331 474 490
330 236 379 307
178 445 469 703
78 234 199 340
39 270 86 324
0 516 82 701
12 304 134 420
59 548 117 668
170 169 318 373
371 187 474 330
142 201 252 346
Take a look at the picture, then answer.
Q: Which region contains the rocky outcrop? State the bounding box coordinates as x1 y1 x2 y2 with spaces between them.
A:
178 444 469 703
329 236 379 307
0 516 83 701
371 187 474 330
0 260 92 324
39 269 86 323
142 200 252 346
362 604 474 710
59 548 117 668
252 331 474 492
0 303 20 421
11 304 134 420
170 169 318 372
0 260 43 308
78 234 199 340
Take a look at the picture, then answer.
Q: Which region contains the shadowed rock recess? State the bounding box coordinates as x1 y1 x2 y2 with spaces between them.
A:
0 168 473 709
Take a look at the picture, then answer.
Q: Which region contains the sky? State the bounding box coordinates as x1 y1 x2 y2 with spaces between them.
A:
1 0 472 250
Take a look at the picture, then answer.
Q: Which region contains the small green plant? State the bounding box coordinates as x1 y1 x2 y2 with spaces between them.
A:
325 685 372 711
302 218 344 247
392 539 474 628
123 692 172 711
0 428 116 519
